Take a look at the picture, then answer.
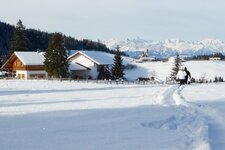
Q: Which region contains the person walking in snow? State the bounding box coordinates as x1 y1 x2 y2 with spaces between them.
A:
176 66 187 86
184 67 191 84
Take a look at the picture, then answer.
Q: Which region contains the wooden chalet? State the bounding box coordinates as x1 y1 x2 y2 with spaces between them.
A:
1 51 47 79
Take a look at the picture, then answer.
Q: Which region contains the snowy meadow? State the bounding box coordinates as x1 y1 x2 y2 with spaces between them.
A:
0 80 225 150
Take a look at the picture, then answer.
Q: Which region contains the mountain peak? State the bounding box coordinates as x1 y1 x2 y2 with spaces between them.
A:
104 38 225 58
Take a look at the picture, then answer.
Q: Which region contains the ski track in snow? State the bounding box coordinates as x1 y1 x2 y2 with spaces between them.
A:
151 84 225 150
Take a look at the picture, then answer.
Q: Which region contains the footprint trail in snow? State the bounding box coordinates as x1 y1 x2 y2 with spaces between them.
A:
144 85 212 150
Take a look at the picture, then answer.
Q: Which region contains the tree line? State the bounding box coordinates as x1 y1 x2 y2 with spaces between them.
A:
0 20 112 59
187 53 225 60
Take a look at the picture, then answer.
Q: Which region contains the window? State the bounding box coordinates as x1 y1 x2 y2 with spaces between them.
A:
15 61 21 66
29 74 46 79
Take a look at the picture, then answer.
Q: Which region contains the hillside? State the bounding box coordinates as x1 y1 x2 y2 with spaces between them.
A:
0 21 111 56
124 59 225 82
104 38 225 58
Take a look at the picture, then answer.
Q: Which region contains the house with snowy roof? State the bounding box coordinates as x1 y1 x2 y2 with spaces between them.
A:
1 51 48 79
68 51 114 79
134 49 155 63
209 57 221 61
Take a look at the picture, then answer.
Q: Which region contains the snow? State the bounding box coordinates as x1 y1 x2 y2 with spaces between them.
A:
103 38 225 58
69 51 114 65
1 58 225 150
15 51 45 65
182 84 225 149
0 80 225 150
124 60 225 81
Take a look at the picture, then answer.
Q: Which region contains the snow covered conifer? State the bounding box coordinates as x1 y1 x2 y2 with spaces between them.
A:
111 45 124 79
44 33 69 78
170 52 182 81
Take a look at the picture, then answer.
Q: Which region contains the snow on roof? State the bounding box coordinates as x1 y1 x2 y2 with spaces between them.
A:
15 51 45 65
69 62 89 70
69 50 114 65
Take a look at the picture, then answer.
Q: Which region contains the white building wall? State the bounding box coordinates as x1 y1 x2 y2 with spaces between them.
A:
209 57 221 61
168 57 175 63
27 71 48 79
16 70 28 79
73 55 94 67
89 65 99 79
16 70 48 80
71 54 99 79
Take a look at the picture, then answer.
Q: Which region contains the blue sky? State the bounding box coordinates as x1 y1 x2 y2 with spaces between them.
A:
1 0 225 40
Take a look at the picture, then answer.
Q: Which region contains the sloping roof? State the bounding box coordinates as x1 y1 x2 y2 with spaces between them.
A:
1 51 45 70
15 51 45 65
68 50 114 65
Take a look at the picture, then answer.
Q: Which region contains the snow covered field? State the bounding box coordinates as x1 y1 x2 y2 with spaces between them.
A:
0 80 225 150
124 60 225 81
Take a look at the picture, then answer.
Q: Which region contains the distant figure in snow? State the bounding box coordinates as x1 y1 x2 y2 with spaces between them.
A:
176 66 187 85
184 67 191 84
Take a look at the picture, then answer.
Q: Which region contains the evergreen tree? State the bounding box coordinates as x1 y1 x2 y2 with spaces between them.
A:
111 46 124 79
214 76 218 82
44 33 69 78
170 52 182 81
8 20 30 55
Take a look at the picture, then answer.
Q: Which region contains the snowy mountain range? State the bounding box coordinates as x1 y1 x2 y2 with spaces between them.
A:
103 38 225 58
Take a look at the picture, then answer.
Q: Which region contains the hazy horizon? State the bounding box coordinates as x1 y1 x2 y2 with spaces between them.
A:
1 0 225 41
